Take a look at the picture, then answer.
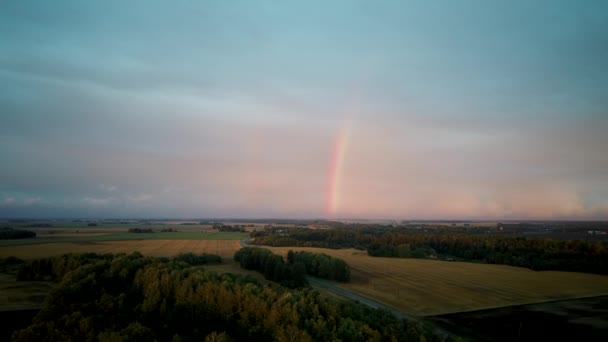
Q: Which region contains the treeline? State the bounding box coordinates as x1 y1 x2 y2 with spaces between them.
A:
0 227 36 239
251 226 608 274
234 247 307 288
128 227 178 233
288 250 350 282
0 256 24 273
233 248 351 286
214 224 246 232
128 228 153 233
15 252 222 282
17 253 113 281
11 253 445 342
174 252 221 265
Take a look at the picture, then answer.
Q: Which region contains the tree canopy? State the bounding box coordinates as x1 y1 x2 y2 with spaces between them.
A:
12 252 445 341
251 225 608 274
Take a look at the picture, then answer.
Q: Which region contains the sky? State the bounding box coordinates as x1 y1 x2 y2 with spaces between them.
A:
1 0 607 220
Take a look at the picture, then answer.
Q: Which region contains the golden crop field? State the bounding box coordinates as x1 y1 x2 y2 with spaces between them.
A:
268 246 608 316
5 240 608 317
0 239 242 260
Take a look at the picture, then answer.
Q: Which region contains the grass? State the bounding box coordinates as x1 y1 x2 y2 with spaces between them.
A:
5 225 608 318
0 273 55 311
267 246 608 316
0 239 243 259
0 231 248 247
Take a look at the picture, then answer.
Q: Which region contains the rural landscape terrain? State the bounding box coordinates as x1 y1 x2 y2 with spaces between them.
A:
2 1 608 341
2 219 608 340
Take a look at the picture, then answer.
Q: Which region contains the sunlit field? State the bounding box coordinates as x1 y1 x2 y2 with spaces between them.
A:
268 246 608 316
0 239 243 259
0 229 247 246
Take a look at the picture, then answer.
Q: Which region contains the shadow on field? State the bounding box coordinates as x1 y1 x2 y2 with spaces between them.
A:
428 296 608 341
0 273 54 341
0 309 38 341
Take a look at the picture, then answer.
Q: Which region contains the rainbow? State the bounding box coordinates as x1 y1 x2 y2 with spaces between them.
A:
326 123 350 217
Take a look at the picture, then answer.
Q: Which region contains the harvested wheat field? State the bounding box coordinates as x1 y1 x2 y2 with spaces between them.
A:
268 246 608 316
0 239 242 260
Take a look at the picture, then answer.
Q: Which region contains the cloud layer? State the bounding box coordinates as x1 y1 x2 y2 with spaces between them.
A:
1 1 607 219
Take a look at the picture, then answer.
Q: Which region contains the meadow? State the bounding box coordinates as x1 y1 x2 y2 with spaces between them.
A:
0 230 247 247
0 239 243 259
1 222 245 257
268 246 608 316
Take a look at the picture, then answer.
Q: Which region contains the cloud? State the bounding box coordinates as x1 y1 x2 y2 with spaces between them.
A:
83 197 114 206
99 184 117 192
0 196 42 207
1 1 607 219
127 194 152 204
22 197 42 206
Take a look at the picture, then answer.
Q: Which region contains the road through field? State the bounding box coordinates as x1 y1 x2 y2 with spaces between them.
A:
306 276 453 339
241 239 404 314
266 246 608 316
240 239 428 326
307 276 406 318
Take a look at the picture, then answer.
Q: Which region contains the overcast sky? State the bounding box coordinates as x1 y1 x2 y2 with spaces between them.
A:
1 0 607 219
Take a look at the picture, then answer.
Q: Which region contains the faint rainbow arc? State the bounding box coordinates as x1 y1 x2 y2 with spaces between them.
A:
326 123 351 217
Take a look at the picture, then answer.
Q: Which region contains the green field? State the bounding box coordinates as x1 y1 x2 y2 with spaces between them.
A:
0 239 244 260
0 231 248 247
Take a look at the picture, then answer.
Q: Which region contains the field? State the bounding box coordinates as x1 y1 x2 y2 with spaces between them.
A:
4 222 608 319
0 229 247 245
0 273 54 311
268 246 608 316
429 296 608 341
0 239 243 259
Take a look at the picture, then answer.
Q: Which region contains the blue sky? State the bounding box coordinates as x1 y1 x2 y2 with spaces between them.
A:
1 0 607 219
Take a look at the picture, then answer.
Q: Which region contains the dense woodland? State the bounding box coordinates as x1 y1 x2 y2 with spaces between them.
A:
288 250 351 282
234 247 307 288
214 224 247 233
0 227 36 239
233 247 350 288
251 226 608 274
9 253 443 342
127 228 154 233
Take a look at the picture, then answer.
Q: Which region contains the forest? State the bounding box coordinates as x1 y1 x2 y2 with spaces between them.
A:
233 247 350 287
127 228 154 234
287 250 350 282
0 227 36 239
214 224 247 233
251 226 608 274
9 252 444 342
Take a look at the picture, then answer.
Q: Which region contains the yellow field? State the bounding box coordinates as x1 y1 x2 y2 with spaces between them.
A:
268 247 608 316
0 240 242 259
5 241 608 317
